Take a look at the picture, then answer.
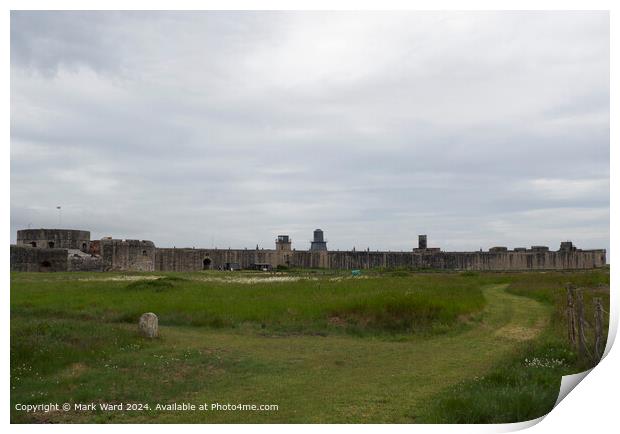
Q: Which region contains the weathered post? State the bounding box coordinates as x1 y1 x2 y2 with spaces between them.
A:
139 312 159 338
575 289 587 360
593 297 604 363
566 285 577 349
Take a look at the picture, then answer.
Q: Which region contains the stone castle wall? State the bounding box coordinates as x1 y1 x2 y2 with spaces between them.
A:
154 248 291 271
153 246 606 272
323 249 606 270
68 250 104 272
10 245 69 272
100 239 156 271
11 227 607 273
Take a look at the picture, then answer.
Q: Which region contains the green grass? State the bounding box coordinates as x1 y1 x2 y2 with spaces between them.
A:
11 272 487 336
417 337 577 423
10 269 609 423
417 268 609 423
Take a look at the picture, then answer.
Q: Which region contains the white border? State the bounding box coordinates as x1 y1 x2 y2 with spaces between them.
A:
3 1 616 433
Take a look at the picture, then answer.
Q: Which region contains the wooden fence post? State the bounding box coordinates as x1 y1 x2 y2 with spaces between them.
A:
566 285 577 349
575 288 588 360
593 297 604 363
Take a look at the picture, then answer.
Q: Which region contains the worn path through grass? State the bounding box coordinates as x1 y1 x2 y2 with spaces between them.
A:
174 284 550 422
36 283 549 423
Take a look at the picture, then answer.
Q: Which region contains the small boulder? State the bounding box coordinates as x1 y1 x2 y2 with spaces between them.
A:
138 312 159 338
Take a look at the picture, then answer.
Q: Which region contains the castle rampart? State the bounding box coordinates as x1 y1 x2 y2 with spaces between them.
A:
100 238 156 271
152 245 606 272
10 245 70 272
10 228 607 272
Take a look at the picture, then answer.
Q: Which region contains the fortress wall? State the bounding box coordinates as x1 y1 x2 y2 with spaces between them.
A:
325 251 449 269
154 248 334 271
89 240 101 256
12 227 606 273
68 252 104 272
101 239 156 271
415 250 606 271
155 248 203 271
287 251 328 268
321 250 607 271
326 251 413 269
10 245 69 272
152 247 606 272
325 251 447 270
154 248 290 271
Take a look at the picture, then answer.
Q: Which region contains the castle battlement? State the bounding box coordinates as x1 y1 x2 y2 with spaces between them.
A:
11 228 607 272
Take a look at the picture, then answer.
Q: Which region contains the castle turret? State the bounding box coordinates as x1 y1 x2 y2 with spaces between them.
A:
17 228 91 252
560 241 576 252
275 235 292 251
310 229 327 251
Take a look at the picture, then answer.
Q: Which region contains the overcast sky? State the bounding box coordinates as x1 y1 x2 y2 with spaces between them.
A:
10 11 609 255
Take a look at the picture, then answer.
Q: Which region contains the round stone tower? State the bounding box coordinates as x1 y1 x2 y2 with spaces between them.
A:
16 228 91 252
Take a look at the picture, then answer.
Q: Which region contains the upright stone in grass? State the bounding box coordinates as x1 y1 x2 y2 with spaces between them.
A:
139 312 159 338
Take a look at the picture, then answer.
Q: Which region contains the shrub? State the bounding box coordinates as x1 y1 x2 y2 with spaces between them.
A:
125 278 175 292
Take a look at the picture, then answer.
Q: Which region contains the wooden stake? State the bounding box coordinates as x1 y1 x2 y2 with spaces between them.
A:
575 288 587 360
593 297 604 363
566 285 576 349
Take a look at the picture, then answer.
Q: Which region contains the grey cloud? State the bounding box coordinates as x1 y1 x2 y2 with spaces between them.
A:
10 11 610 257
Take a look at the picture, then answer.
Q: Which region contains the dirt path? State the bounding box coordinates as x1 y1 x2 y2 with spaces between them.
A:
146 284 551 423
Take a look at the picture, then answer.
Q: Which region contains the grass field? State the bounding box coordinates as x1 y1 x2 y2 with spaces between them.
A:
10 268 609 423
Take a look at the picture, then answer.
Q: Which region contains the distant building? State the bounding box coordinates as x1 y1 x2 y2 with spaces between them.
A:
10 228 606 272
275 235 292 251
310 229 327 251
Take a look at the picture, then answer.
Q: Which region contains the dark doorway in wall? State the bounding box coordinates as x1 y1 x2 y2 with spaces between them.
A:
30 242 36 247
82 243 87 251
39 261 52 272
203 257 212 270
48 241 55 248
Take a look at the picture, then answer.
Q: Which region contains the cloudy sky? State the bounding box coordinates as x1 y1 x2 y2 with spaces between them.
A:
10 11 609 255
